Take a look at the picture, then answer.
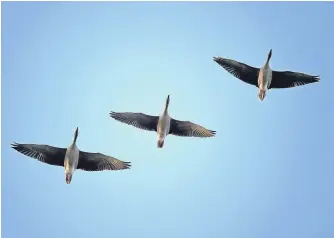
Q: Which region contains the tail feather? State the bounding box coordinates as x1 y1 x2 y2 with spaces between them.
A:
157 140 164 148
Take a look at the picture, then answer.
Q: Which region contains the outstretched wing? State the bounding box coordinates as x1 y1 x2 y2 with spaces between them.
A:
214 56 260 87
11 142 66 167
169 118 216 138
77 151 131 171
270 70 320 89
110 111 159 132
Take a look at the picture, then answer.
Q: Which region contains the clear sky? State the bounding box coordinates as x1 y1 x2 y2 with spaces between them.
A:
2 2 334 238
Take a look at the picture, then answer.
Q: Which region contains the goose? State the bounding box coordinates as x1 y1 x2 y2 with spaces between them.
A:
213 49 320 101
11 127 131 184
110 95 216 148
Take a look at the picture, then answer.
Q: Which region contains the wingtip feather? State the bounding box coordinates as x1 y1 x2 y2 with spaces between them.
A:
110 111 120 119
213 56 223 63
11 142 19 149
124 161 132 169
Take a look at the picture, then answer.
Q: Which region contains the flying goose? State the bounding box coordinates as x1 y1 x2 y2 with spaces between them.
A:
213 49 320 101
110 95 216 148
11 127 131 184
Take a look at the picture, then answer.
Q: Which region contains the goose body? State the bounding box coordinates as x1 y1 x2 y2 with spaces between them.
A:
110 95 216 148
63 128 80 183
257 51 273 100
213 49 320 101
157 96 171 148
12 127 131 184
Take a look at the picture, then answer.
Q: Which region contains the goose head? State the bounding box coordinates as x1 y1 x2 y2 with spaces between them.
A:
165 95 170 111
266 49 272 64
73 127 79 144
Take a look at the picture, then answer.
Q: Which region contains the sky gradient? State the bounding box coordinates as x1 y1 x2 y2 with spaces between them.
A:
2 2 334 238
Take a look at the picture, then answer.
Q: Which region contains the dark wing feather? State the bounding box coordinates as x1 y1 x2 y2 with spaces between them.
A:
77 151 131 171
11 142 66 167
270 70 320 89
213 57 260 87
110 111 159 132
169 118 216 138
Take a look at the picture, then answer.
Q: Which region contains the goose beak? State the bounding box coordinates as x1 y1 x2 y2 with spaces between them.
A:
65 173 72 184
166 95 170 104
73 127 79 141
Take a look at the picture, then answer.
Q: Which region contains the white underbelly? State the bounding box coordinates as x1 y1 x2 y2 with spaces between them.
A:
258 68 272 90
64 146 79 172
157 115 171 138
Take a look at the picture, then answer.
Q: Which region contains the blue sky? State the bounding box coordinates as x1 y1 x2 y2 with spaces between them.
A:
2 2 334 238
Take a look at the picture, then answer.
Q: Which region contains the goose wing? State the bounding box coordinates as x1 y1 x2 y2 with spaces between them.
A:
11 142 66 167
213 57 260 87
169 118 216 138
77 151 131 171
270 70 320 89
110 111 159 132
